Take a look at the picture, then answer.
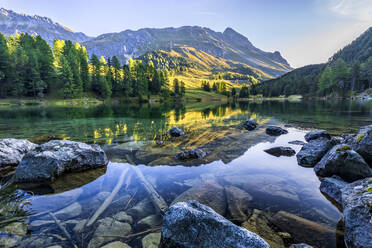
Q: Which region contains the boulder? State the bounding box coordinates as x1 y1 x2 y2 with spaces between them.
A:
14 140 108 183
341 178 372 248
353 125 372 165
0 138 36 170
304 130 331 142
319 176 348 206
264 146 296 157
266 126 288 136
167 127 185 137
288 140 305 146
314 145 372 182
175 148 206 160
142 232 161 248
296 138 334 167
243 120 258 131
159 200 270 248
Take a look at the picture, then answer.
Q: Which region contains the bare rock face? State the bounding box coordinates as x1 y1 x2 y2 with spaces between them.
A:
304 130 331 142
159 200 270 248
0 138 36 170
296 138 334 167
14 140 108 183
314 144 372 182
341 178 372 248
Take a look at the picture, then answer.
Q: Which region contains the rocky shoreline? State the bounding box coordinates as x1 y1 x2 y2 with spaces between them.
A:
0 124 371 247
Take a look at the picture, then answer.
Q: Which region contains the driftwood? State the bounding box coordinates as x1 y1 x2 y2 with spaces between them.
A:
48 212 77 247
131 166 168 214
86 166 130 227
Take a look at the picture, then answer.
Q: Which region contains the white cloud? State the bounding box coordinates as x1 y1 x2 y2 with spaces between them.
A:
328 0 372 21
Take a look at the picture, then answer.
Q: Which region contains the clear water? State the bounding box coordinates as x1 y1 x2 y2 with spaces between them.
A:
0 100 371 248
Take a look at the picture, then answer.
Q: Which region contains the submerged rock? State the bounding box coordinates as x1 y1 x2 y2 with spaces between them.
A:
289 244 313 248
137 214 162 228
172 182 226 215
243 120 258 131
242 209 285 248
175 148 206 160
319 176 348 206
266 126 288 136
225 185 253 221
353 124 372 166
160 200 270 248
296 138 334 167
167 127 185 137
0 222 27 248
341 178 372 248
101 241 131 248
304 130 331 142
14 140 108 182
314 144 372 182
264 146 296 157
88 217 132 248
0 138 36 170
142 232 161 248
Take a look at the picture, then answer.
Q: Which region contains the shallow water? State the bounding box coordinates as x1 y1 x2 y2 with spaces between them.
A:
0 100 371 248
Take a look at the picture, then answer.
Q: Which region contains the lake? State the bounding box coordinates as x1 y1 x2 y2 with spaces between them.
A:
0 100 371 248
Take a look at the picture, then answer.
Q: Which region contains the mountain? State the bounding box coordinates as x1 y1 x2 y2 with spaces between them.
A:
0 8 291 79
0 8 91 44
83 26 291 77
253 26 372 97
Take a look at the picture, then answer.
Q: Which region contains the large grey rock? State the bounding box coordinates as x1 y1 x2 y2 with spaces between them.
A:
243 120 258 131
175 148 206 160
304 130 331 142
264 146 296 157
160 200 270 248
314 145 372 182
296 138 334 167
168 127 185 137
319 176 348 206
14 140 108 182
341 178 372 248
353 125 372 166
265 126 288 136
0 138 36 170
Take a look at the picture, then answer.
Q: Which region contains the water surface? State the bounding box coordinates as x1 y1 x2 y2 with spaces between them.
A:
0 100 371 248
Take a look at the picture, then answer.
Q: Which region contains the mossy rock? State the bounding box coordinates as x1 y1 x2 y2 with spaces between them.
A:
356 134 365 143
336 145 351 151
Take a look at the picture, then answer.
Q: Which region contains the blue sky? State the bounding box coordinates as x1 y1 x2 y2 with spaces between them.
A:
0 0 371 68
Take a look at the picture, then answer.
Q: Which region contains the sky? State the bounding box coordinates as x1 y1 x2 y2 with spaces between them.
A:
0 0 371 68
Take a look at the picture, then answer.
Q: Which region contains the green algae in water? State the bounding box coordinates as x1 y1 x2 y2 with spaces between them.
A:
336 145 351 151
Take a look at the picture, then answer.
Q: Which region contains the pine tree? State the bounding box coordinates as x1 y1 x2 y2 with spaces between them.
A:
59 55 74 98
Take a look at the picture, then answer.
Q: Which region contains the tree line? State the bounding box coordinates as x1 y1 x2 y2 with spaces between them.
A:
0 33 172 99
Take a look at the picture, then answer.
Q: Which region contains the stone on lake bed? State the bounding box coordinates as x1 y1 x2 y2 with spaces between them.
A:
0 138 36 170
341 177 372 248
14 140 108 183
175 148 206 160
243 120 258 131
225 185 253 221
314 144 372 182
353 124 372 166
167 127 185 137
289 244 313 248
160 200 270 248
137 214 162 228
264 146 296 157
265 126 288 136
304 130 331 142
296 138 334 167
101 241 131 248
142 232 161 248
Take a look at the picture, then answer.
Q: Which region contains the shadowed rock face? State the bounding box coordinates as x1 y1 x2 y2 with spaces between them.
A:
264 146 296 157
14 140 108 183
160 200 270 248
296 138 334 167
314 144 372 182
304 130 331 142
0 138 36 170
341 178 372 248
266 126 288 136
319 176 348 207
353 125 372 166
